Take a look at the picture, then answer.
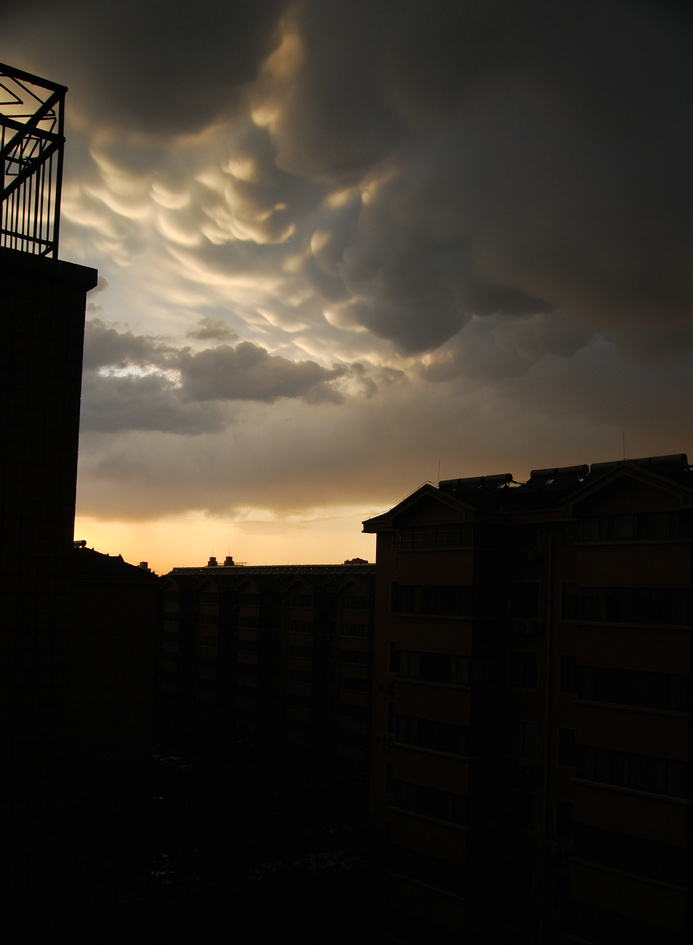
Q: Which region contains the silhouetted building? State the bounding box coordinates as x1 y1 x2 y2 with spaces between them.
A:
364 455 693 945
69 545 157 807
1 64 97 941
158 562 375 765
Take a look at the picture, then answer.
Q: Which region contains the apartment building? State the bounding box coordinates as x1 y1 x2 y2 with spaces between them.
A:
158 561 374 764
364 455 692 944
1 63 97 942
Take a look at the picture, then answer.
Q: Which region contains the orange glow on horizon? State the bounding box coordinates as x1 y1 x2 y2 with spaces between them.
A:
74 510 377 575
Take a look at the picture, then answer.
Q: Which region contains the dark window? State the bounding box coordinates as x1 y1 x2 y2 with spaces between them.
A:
391 779 467 825
573 824 686 885
580 511 690 542
508 720 538 759
576 746 686 798
341 649 370 665
393 523 473 550
396 715 468 755
393 584 473 617
289 645 314 659
341 622 368 637
291 594 313 608
290 620 314 633
565 587 690 625
339 675 369 692
577 665 689 710
342 595 368 610
398 650 467 684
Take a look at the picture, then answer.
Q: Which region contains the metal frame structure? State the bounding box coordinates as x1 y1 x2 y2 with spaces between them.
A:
1 62 66 258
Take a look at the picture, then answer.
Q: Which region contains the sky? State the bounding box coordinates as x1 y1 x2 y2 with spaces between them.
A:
3 0 693 572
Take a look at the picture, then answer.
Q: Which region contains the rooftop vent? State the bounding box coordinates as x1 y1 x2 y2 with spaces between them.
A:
1 63 66 257
224 556 235 566
207 556 218 567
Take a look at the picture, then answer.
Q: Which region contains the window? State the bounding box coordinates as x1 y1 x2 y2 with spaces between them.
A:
396 650 468 684
291 593 313 608
289 645 314 659
341 649 370 665
290 620 314 633
395 715 468 755
391 779 467 825
393 523 473 550
577 666 689 710
339 703 369 720
288 669 312 683
392 584 473 617
563 586 690 625
339 675 369 692
342 595 368 610
576 745 686 797
341 622 368 637
580 511 690 542
573 824 686 884
508 720 538 759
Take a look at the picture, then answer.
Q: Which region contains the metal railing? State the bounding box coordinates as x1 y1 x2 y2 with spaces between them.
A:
1 62 66 258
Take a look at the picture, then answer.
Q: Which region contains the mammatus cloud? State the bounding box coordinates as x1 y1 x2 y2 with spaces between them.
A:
3 0 693 534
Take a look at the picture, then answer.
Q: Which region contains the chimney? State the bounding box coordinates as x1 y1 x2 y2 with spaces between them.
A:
207 556 218 567
138 561 149 570
224 556 235 566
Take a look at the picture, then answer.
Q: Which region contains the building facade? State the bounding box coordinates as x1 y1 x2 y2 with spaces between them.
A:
364 455 693 944
158 561 375 766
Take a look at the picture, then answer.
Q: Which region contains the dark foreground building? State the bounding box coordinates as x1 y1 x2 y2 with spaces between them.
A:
1 64 97 941
365 455 693 945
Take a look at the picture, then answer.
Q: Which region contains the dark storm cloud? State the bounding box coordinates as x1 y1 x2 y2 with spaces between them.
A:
179 341 348 404
255 0 693 356
83 318 176 371
186 317 238 342
5 0 290 135
80 372 225 435
9 0 691 360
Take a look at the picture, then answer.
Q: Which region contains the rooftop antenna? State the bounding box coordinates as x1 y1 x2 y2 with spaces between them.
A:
437 458 441 483
622 431 626 461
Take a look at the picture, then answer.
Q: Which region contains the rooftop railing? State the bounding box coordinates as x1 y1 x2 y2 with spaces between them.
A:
1 62 66 258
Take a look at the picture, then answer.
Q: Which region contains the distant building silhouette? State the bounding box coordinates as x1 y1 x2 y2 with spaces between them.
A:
158 562 375 765
364 455 693 944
